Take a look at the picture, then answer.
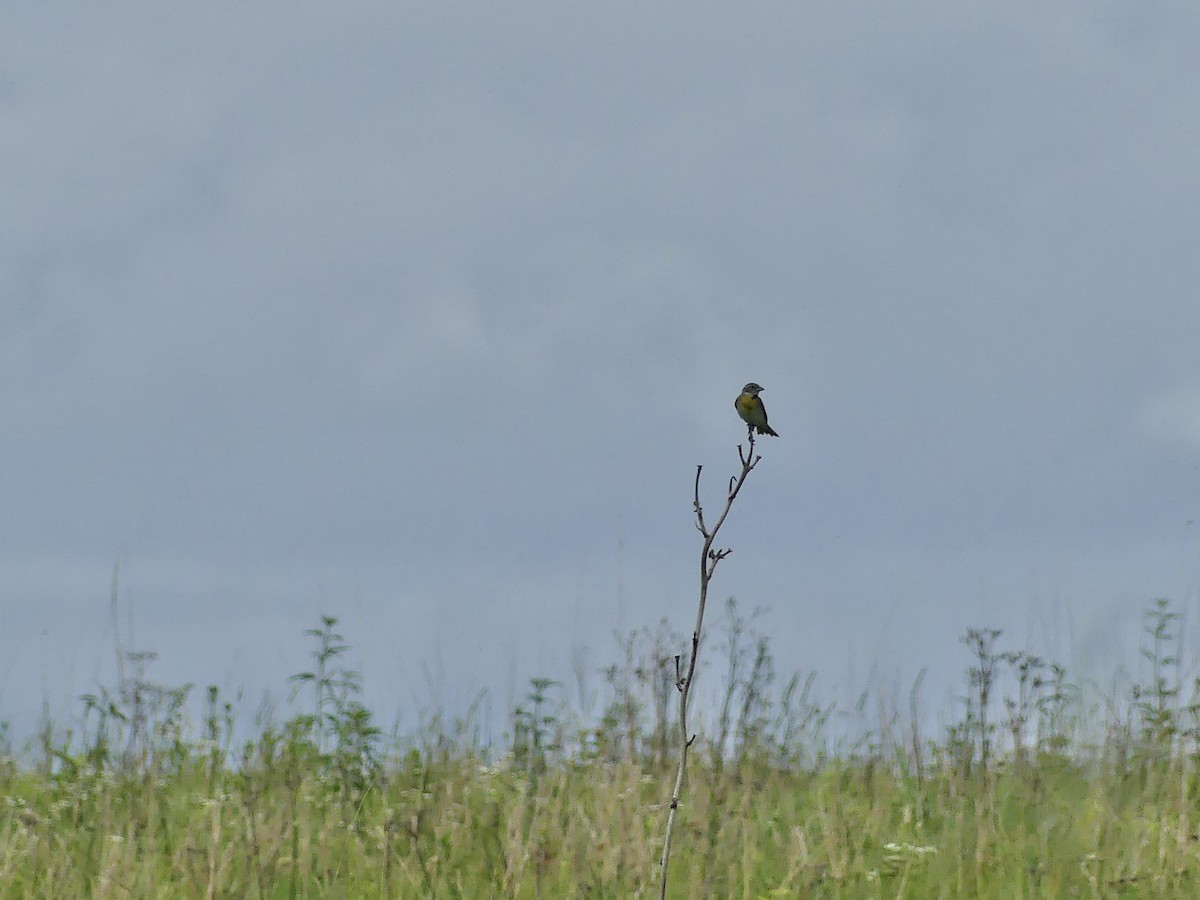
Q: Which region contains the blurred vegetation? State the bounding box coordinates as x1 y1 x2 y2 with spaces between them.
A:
5 598 1200 897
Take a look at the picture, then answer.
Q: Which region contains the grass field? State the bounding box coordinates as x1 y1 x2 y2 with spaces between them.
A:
4 601 1200 898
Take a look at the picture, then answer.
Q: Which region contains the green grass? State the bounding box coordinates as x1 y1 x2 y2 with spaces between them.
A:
4 601 1200 897
5 746 1200 896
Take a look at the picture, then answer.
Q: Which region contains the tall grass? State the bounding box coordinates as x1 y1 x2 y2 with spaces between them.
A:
5 599 1200 897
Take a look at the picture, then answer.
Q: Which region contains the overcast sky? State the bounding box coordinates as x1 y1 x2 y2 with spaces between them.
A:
5 2 1200 743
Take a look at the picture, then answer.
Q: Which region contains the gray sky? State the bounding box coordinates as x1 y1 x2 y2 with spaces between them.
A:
5 2 1200 741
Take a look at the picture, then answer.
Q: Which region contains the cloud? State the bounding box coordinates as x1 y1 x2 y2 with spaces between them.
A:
1142 385 1200 449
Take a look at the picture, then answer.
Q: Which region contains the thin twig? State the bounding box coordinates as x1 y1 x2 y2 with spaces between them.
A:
111 561 125 696
659 432 762 898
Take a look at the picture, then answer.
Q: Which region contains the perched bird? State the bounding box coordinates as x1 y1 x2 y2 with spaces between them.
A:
735 382 779 436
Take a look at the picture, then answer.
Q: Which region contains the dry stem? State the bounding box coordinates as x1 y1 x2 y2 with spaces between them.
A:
658 431 763 898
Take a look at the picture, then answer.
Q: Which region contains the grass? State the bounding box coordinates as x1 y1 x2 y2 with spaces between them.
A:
5 599 1200 897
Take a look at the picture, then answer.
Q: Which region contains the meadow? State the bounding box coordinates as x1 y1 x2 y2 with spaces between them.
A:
3 600 1200 898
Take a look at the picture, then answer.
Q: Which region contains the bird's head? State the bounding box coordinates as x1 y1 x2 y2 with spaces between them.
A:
741 382 764 396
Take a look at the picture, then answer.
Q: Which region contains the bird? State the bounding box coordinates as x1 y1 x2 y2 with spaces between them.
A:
735 382 778 436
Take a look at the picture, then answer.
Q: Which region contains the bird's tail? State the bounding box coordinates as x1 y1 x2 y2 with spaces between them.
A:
758 424 779 437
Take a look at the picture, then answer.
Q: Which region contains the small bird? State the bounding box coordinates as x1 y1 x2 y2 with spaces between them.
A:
735 382 779 436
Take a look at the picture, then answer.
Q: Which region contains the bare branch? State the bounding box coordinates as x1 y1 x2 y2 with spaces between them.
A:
658 430 765 898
